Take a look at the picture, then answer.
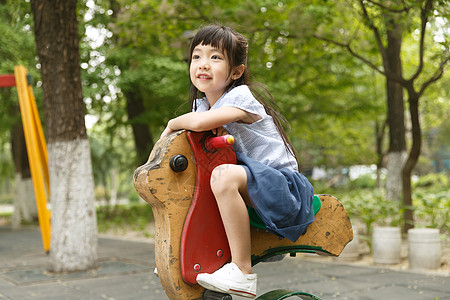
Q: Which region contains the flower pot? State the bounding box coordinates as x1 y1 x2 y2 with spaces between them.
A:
372 226 401 264
408 228 441 270
339 228 360 261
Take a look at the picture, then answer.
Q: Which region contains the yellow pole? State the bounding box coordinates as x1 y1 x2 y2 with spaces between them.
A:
14 65 51 253
28 83 50 192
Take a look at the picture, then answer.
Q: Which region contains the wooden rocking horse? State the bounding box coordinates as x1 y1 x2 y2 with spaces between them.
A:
133 130 353 300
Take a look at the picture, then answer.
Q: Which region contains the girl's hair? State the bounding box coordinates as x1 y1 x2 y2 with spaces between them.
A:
188 24 298 162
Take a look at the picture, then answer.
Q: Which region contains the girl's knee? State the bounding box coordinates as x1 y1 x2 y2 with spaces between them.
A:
210 164 245 195
210 165 230 194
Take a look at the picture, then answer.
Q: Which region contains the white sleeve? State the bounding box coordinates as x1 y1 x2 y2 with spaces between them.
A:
192 98 210 112
212 85 265 117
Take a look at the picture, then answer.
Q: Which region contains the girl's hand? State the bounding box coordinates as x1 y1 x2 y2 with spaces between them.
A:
160 123 174 138
212 126 228 136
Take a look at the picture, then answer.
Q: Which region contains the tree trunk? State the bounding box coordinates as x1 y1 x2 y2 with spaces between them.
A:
375 119 386 188
12 174 36 229
31 0 97 272
125 89 154 165
386 151 407 200
48 139 97 271
384 16 406 202
402 88 421 232
11 120 37 228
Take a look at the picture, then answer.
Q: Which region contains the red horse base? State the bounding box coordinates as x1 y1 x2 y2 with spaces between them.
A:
133 130 353 300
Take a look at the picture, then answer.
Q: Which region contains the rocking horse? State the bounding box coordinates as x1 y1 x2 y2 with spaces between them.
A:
133 130 353 300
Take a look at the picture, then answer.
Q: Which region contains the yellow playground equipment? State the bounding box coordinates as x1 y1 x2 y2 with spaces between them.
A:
0 65 51 252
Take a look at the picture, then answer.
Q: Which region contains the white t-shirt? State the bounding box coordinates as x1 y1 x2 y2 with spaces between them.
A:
193 85 298 171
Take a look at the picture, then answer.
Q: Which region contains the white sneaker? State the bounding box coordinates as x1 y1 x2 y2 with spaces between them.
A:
196 263 257 298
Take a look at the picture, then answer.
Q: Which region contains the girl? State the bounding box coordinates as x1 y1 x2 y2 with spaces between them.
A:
161 24 314 298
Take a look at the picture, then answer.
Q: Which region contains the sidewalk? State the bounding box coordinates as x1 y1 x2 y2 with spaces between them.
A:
0 226 449 300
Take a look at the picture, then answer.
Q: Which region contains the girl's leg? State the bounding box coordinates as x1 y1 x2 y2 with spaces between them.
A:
210 164 252 274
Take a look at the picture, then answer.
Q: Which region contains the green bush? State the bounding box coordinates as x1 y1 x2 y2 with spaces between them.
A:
0 193 13 205
413 190 449 231
127 187 141 203
340 188 402 237
349 174 377 189
414 172 448 188
332 174 449 252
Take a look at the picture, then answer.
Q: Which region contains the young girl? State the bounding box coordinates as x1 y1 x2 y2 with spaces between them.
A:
161 24 314 298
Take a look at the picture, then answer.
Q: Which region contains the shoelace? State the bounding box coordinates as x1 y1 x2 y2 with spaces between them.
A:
216 263 238 277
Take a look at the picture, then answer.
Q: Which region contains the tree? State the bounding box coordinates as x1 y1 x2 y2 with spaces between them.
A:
399 0 448 230
11 117 37 227
82 0 445 194
107 0 385 170
309 1 407 201
106 0 155 166
383 10 407 203
312 0 449 230
30 0 97 272
79 0 190 166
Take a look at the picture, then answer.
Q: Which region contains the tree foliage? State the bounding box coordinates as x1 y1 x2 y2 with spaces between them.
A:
0 0 40 180
95 0 391 170
69 0 448 178
1 0 448 204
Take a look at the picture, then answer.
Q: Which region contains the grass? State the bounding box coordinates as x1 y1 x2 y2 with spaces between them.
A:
0 202 155 238
96 203 154 238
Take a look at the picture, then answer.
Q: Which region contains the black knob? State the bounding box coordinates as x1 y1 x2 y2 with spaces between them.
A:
169 155 188 172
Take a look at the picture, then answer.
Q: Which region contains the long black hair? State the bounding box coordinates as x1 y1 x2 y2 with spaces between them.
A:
188 24 298 162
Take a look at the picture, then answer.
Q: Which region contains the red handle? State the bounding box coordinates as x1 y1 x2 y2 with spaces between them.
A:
206 135 235 150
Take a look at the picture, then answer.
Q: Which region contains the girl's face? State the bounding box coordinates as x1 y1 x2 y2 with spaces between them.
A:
190 43 238 105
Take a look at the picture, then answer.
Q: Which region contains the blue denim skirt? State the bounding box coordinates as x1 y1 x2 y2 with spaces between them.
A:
236 152 315 242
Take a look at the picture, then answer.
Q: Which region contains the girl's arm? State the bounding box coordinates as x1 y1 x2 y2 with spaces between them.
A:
161 106 256 137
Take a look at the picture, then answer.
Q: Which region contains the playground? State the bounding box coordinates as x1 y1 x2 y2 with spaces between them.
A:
0 125 448 299
0 128 448 299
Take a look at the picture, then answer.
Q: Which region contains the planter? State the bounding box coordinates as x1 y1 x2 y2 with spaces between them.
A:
408 228 441 270
339 228 360 261
372 226 401 264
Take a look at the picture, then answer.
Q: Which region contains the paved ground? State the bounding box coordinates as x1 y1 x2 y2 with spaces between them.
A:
0 226 448 300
